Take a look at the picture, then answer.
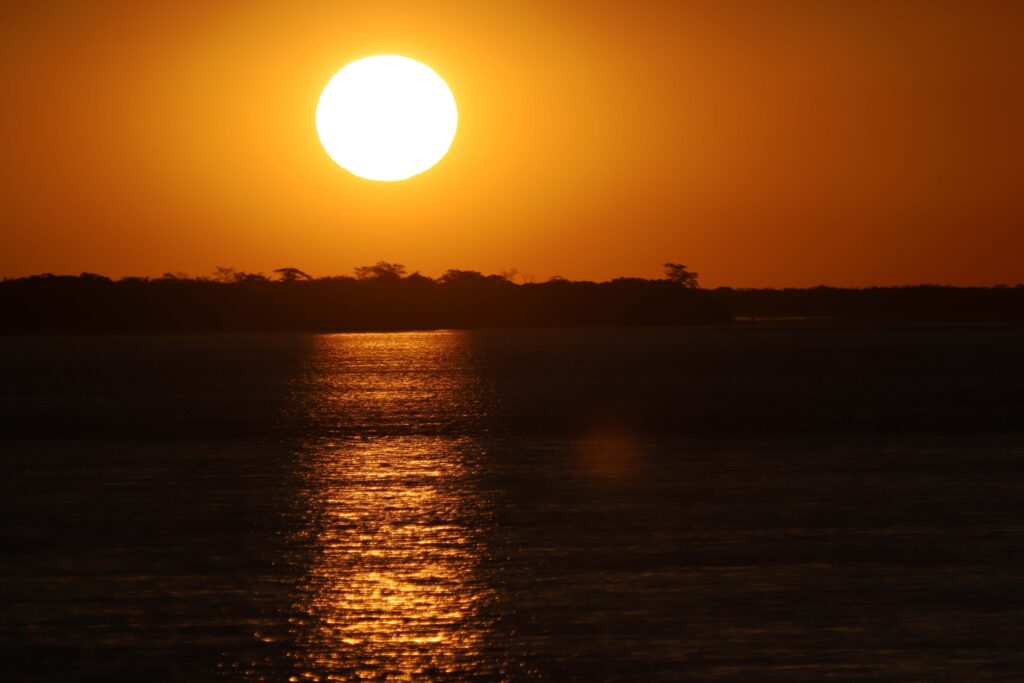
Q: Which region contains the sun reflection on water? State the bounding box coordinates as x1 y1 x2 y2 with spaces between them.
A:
289 332 499 681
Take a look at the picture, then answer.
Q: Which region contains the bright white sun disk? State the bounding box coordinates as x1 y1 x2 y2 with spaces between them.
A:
316 55 458 182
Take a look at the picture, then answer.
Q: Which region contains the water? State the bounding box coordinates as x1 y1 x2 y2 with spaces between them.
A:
2 325 1023 681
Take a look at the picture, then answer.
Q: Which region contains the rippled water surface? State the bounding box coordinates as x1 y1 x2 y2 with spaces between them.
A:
2 326 1023 681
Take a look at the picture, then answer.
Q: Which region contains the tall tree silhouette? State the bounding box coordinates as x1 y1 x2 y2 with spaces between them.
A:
663 263 700 288
354 262 407 280
273 267 312 282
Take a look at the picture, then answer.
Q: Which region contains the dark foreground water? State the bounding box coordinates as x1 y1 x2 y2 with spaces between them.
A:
2 325 1023 681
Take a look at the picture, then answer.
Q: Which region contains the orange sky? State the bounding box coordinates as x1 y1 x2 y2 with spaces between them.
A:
2 0 1022 287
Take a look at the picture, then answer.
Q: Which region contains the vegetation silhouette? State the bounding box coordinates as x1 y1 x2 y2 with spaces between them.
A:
662 263 700 288
716 285 1024 323
1 264 1020 334
0 263 729 333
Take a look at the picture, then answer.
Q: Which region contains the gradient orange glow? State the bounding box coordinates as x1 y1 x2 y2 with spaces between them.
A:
2 1 1022 286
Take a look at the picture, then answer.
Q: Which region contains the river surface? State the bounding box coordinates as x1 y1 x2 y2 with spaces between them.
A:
2 325 1023 681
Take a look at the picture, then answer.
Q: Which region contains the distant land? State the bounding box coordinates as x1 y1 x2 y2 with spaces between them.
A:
1 263 1021 333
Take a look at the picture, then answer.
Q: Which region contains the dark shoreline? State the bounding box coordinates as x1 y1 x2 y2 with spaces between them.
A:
1 273 1021 334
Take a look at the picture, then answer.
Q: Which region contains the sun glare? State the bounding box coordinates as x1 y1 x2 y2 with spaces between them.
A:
316 55 458 182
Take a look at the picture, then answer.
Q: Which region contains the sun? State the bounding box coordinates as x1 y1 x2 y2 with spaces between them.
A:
316 55 458 182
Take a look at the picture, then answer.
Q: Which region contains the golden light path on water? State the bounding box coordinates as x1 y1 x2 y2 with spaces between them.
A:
288 332 501 681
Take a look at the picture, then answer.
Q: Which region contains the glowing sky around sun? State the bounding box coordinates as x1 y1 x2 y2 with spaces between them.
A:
1 1 1022 286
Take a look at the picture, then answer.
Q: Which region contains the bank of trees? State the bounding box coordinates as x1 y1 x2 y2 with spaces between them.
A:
0 263 729 333
715 285 1024 322
3 263 1020 333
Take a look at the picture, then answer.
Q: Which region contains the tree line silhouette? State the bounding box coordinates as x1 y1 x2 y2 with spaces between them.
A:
0 263 1020 333
715 285 1024 323
0 263 727 333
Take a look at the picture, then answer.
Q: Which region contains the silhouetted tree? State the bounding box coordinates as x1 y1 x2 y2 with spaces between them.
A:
211 267 272 283
236 272 270 283
439 269 483 284
404 272 435 286
273 267 312 282
354 262 407 280
663 263 700 288
213 266 238 283
78 272 112 283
